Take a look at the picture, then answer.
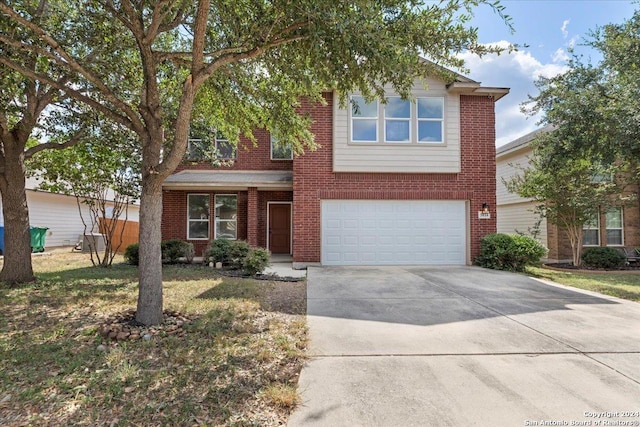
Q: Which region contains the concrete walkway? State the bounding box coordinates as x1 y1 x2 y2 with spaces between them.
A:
288 266 640 427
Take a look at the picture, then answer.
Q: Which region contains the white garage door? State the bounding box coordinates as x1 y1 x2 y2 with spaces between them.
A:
321 200 467 265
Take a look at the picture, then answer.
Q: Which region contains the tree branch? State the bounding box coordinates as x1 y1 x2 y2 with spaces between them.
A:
0 2 143 129
25 129 86 159
0 56 137 133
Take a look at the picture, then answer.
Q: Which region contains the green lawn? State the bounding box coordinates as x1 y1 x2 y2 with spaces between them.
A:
527 266 640 302
0 251 307 426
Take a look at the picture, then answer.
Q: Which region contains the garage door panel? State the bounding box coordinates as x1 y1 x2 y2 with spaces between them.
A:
321 200 466 265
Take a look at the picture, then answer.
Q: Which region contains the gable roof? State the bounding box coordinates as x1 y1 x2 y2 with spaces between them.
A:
418 57 510 101
496 125 554 158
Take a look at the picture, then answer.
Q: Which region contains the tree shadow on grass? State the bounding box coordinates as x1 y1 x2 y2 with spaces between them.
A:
197 279 307 316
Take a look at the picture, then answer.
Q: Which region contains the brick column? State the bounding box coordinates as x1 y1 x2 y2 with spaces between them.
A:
247 187 258 246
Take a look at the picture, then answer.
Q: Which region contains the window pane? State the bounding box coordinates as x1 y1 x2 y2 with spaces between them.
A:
188 221 209 239
385 120 410 142
351 96 378 117
188 195 209 220
584 214 599 228
188 138 208 160
216 140 236 159
215 195 237 219
418 121 443 142
606 230 623 246
216 221 237 240
583 229 599 246
385 98 410 118
271 138 293 159
352 120 377 142
605 208 622 228
418 98 443 119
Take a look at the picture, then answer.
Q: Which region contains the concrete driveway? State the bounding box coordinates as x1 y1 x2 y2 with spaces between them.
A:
288 266 640 427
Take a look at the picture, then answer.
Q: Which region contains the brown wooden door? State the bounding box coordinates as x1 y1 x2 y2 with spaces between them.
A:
269 203 291 254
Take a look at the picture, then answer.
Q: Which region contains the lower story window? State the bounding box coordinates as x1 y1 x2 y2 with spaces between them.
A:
215 194 237 239
187 194 210 240
582 213 600 246
606 207 623 246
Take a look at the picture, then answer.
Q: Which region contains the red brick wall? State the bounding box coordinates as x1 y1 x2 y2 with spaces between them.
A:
161 190 249 257
549 202 640 262
292 93 498 264
161 189 293 255
176 128 293 173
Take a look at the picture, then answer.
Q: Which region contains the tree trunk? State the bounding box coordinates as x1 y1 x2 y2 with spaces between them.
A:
135 174 164 325
0 148 35 285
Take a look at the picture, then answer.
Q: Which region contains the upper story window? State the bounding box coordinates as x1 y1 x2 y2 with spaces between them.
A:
351 96 378 142
187 130 236 161
385 97 411 143
187 138 207 161
417 98 444 143
214 132 236 160
350 95 444 144
271 135 293 160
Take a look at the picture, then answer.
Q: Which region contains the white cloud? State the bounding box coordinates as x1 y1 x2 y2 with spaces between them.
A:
553 48 569 63
561 19 570 39
458 42 570 146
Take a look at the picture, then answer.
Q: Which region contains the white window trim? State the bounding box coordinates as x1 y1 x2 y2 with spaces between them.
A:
270 135 293 160
266 201 293 255
350 95 379 143
187 193 210 241
582 212 600 247
348 95 445 145
214 194 238 240
605 207 624 246
416 97 445 144
215 134 236 160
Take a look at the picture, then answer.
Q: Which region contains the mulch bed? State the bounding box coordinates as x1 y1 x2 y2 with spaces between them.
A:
544 263 640 273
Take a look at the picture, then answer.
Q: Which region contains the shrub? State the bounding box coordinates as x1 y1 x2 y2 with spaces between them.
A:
475 233 547 272
228 240 251 270
161 239 190 264
243 248 271 275
203 239 233 265
124 243 139 265
581 247 626 269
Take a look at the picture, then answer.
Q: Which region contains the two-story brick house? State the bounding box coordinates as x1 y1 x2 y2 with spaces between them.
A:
161 73 508 267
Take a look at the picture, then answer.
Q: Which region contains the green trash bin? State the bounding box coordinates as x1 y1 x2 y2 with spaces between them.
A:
30 227 48 253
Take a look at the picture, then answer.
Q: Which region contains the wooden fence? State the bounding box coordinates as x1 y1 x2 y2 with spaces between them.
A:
99 218 139 253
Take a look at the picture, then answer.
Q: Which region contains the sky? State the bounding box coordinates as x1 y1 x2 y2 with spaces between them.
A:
459 0 638 146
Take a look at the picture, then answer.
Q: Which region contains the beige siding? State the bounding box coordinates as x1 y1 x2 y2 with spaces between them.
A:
497 202 547 248
333 78 460 173
496 147 534 205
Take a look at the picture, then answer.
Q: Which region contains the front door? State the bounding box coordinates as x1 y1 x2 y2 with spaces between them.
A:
269 203 291 254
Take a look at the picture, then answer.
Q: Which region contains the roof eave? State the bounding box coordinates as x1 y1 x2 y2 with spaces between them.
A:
446 82 510 101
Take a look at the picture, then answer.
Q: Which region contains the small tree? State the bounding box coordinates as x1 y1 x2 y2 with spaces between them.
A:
29 120 140 267
505 132 627 266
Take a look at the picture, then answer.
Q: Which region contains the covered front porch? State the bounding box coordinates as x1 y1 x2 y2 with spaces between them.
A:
161 170 293 256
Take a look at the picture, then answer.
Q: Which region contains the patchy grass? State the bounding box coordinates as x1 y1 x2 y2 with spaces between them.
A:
527 266 640 302
0 251 307 426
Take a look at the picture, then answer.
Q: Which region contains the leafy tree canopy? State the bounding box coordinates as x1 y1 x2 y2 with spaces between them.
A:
524 8 640 171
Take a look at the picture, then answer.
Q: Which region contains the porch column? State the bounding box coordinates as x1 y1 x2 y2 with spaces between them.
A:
247 187 258 247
